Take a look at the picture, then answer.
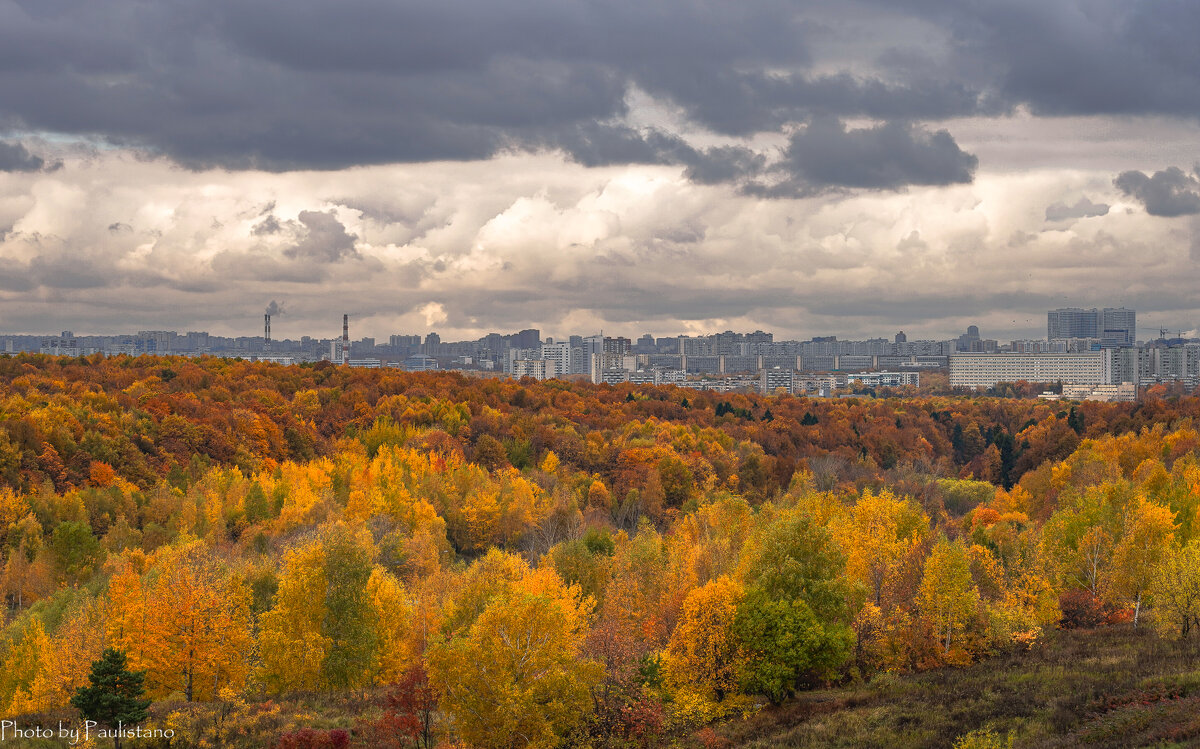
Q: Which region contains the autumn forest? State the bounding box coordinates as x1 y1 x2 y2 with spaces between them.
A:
3 354 1200 747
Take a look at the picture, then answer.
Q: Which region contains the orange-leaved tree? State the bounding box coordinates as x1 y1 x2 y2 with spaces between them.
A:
107 541 252 701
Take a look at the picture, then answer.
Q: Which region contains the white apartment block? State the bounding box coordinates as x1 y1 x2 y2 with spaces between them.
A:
950 351 1113 388
627 370 657 385
512 359 550 380
1113 344 1200 386
589 353 637 383
540 342 570 379
505 347 540 374
760 368 795 395
598 369 630 385
847 371 921 388
681 376 760 393
795 374 843 396
657 369 687 385
1055 383 1138 402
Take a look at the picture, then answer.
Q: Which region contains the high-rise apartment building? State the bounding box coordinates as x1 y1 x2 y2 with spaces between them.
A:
389 334 420 348
603 336 631 356
1047 308 1097 340
515 328 541 349
1100 307 1136 346
41 331 79 356
1048 307 1135 346
136 330 175 353
540 342 570 378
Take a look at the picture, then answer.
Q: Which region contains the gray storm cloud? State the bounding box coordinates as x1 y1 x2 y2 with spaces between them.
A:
0 0 1191 182
0 141 49 172
746 119 978 197
1115 167 1200 217
283 210 360 263
1045 196 1109 222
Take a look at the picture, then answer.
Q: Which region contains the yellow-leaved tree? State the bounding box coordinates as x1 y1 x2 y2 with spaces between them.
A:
258 523 413 692
257 538 332 691
427 553 601 749
0 618 47 714
918 538 980 661
13 594 106 713
834 488 929 607
367 567 416 684
1149 541 1200 639
662 575 745 724
1109 496 1175 628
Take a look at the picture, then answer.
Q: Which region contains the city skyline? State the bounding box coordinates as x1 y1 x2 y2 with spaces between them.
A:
0 2 1198 341
3 310 1195 349
3 304 1197 346
16 311 1200 395
1 315 1183 349
11 304 1195 358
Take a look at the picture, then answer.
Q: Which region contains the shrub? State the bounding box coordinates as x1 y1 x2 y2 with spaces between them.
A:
1059 590 1107 629
953 727 1013 749
275 727 350 749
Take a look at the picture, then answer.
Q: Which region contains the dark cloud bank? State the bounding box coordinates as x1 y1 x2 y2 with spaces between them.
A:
0 0 1195 193
745 119 977 197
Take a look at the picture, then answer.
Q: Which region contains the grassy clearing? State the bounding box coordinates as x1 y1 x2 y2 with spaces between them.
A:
714 627 1200 748
8 628 1200 747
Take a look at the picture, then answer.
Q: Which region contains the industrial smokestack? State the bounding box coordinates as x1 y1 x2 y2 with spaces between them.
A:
342 314 349 366
263 301 283 355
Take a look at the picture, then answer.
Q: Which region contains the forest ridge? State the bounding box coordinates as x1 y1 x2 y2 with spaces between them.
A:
1 354 1200 747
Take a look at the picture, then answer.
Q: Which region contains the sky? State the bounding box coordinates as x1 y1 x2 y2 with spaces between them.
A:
0 0 1198 343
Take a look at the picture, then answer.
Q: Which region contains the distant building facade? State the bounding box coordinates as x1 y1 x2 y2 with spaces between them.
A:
1048 307 1136 346
949 351 1113 388
41 331 80 356
540 343 570 378
760 368 795 395
512 359 549 380
403 354 440 372
847 371 921 388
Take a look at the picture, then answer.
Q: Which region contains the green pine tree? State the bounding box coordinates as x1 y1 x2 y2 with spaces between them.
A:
71 648 151 749
1067 405 1086 435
